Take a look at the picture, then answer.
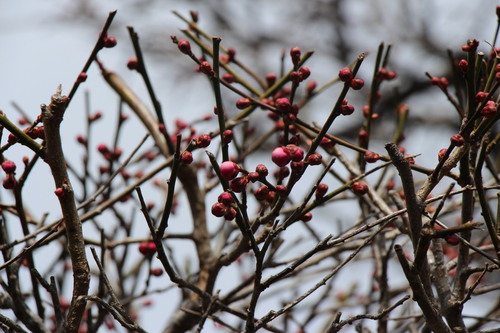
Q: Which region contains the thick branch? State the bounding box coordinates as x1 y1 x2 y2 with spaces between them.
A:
41 87 89 332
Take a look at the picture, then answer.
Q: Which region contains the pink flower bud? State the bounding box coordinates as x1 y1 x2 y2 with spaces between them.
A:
222 73 235 83
265 73 277 87
290 71 301 83
315 183 328 199
275 185 287 196
77 72 87 83
222 130 234 144
127 57 139 70
177 40 192 55
340 104 355 115
320 137 334 148
298 67 311 81
275 98 292 113
220 161 239 180
475 92 488 102
338 67 353 82
450 134 465 147
211 202 226 217
290 161 304 174
199 61 214 77
445 234 460 245
195 134 211 148
150 268 163 276
306 80 317 95
438 148 448 162
306 153 322 165
277 166 290 180
272 147 291 167
458 59 468 74
254 186 269 201
103 37 117 48
358 130 369 145
300 212 313 222
255 164 269 178
481 100 498 118
236 98 252 109
138 241 157 256
218 192 233 205
350 78 364 90
285 144 304 162
230 176 248 192
1 160 16 173
224 207 237 220
247 172 260 182
2 173 16 189
290 47 301 66
54 187 64 198
351 182 368 196
364 151 380 163
181 151 193 164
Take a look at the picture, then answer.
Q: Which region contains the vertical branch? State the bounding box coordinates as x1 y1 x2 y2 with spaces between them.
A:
41 87 90 332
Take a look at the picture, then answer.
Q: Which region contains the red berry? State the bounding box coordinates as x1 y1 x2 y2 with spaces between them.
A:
315 183 328 199
220 161 239 180
180 151 193 164
351 182 368 196
77 72 87 83
338 67 353 82
211 202 226 217
364 151 380 163
127 58 139 70
272 147 291 167
307 153 322 165
236 98 252 109
103 37 117 48
350 78 364 90
195 134 211 148
1 160 16 173
177 40 192 55
54 187 64 198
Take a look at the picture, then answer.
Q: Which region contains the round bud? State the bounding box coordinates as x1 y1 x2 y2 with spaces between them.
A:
272 147 291 167
220 161 239 180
